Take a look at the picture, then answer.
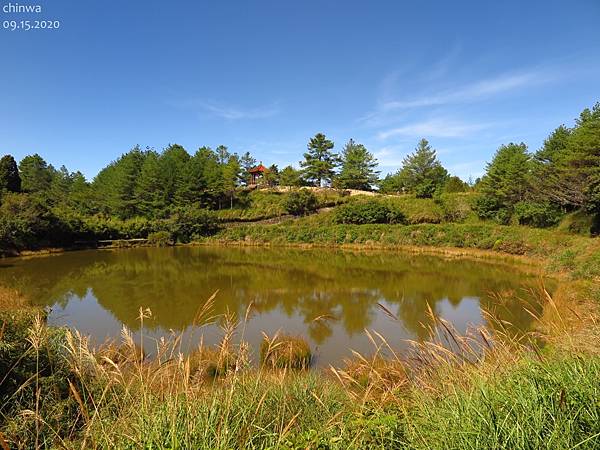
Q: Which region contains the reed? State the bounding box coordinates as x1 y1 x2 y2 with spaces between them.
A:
1 283 599 449
260 332 312 370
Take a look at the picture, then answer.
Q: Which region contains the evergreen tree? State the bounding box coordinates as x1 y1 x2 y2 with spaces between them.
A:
18 154 52 193
216 145 230 164
378 173 404 194
265 164 280 187
279 165 302 187
538 103 600 212
300 133 339 187
386 139 448 198
475 142 532 221
0 155 21 193
194 146 224 208
239 151 257 185
93 146 147 218
336 139 379 190
48 165 73 205
222 154 241 208
159 144 190 206
444 176 470 193
135 150 166 217
67 171 92 214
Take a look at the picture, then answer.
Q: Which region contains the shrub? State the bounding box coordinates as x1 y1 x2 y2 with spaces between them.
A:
147 230 173 246
283 189 319 216
260 334 312 369
434 193 471 223
513 201 563 228
168 207 219 243
473 194 502 220
557 210 597 236
0 193 69 252
333 200 405 225
117 216 155 239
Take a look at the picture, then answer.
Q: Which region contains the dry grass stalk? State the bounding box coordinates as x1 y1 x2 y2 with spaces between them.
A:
260 332 312 370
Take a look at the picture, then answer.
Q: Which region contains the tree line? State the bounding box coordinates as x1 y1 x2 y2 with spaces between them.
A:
473 102 600 228
0 133 467 220
0 101 598 251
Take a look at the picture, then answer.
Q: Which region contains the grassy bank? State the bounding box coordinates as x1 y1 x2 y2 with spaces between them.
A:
207 221 600 280
2 208 600 448
1 278 600 448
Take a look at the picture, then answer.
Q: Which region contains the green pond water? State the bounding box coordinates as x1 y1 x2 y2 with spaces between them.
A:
0 246 546 366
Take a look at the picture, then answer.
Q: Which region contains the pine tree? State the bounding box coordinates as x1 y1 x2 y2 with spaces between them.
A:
92 146 147 218
239 151 257 185
159 144 190 206
279 165 302 187
300 133 339 187
475 142 532 219
336 139 379 190
222 154 241 208
0 155 21 193
18 154 52 193
392 139 448 198
135 151 167 217
265 164 280 187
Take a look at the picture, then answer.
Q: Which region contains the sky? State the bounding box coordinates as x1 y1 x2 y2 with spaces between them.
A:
1 0 599 181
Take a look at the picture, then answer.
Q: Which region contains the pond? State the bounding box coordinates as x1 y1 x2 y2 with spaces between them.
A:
0 246 547 366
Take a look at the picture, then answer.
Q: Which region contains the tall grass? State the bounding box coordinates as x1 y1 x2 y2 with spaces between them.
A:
1 283 599 449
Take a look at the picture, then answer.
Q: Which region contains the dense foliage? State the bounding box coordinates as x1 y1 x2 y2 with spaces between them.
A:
335 139 380 190
473 102 600 231
333 199 405 225
1 102 599 254
379 139 449 198
283 189 319 216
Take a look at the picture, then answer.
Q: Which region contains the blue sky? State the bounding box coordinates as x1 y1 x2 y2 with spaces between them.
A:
1 0 599 180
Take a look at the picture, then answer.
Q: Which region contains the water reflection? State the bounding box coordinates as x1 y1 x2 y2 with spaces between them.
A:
0 247 545 366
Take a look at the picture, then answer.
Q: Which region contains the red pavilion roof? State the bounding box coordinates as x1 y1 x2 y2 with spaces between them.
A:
248 164 268 173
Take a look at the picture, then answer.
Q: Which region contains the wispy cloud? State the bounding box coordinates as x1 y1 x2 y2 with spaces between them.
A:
359 68 557 127
378 118 491 140
198 100 281 120
380 71 546 111
172 98 281 120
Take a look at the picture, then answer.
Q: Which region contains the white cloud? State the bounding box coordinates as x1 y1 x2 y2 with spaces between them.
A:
359 68 558 128
378 118 490 140
172 98 281 120
198 100 280 120
380 71 545 111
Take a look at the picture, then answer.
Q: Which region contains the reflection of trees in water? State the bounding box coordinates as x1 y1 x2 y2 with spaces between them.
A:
0 247 544 342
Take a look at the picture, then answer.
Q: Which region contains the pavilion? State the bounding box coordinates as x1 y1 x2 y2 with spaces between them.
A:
248 163 269 185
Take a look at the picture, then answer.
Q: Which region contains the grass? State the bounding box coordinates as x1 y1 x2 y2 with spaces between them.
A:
2 200 600 448
0 280 599 449
260 333 312 370
215 189 349 223
208 221 600 280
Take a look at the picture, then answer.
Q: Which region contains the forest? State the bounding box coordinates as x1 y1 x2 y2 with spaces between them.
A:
0 102 598 253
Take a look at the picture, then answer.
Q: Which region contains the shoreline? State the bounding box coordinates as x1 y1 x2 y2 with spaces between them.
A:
2 236 551 280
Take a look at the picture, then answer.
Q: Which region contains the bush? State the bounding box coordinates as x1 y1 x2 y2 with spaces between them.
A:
513 201 563 228
168 207 219 243
0 193 67 252
283 189 319 216
557 210 598 236
147 230 173 246
473 194 502 220
434 193 471 223
333 200 405 225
